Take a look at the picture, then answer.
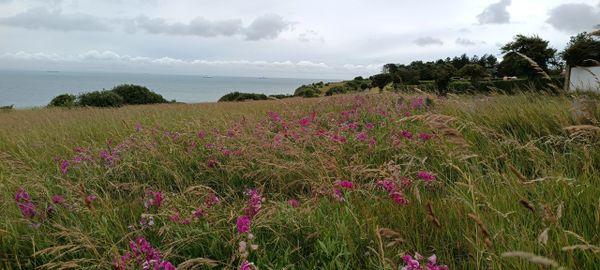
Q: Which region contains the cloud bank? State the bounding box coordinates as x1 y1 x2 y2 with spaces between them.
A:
477 0 511 24
546 2 600 33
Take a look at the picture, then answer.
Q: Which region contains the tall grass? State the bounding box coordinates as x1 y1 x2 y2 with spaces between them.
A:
1 93 599 269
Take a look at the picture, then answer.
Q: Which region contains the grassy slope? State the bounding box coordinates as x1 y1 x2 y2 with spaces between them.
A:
1 93 599 269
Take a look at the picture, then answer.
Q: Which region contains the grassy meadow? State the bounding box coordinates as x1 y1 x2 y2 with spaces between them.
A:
1 93 599 269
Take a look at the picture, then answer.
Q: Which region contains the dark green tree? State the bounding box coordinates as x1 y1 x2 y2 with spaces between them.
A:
561 32 600 67
48 94 77 107
370 73 393 93
433 64 456 96
457 64 488 84
498 34 557 78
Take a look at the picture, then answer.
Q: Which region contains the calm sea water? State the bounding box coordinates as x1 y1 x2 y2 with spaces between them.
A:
0 70 330 108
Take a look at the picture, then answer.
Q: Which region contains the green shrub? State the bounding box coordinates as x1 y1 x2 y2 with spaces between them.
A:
360 83 369 90
294 85 320 98
268 94 295 99
325 86 348 96
110 84 168 105
48 94 77 107
78 90 124 107
448 81 475 94
218 92 268 102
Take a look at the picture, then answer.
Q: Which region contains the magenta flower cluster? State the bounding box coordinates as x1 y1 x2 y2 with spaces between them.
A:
113 236 175 270
401 253 448 270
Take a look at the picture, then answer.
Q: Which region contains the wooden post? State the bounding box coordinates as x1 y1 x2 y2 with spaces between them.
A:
563 65 571 92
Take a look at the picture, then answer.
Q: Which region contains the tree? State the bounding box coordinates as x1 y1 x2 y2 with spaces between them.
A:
370 73 392 93
561 32 600 67
433 64 456 96
382 63 399 74
397 67 420 85
451 54 471 70
498 34 557 78
457 64 488 84
111 84 168 105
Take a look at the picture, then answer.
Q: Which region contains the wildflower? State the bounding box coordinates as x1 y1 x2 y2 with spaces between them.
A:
207 158 218 168
338 180 354 189
377 179 396 192
400 177 413 188
139 214 155 227
240 260 257 270
244 189 263 218
60 159 70 175
169 209 190 225
418 133 433 141
227 128 236 137
333 189 345 201
410 96 425 109
400 130 413 139
135 122 142 132
191 207 204 219
417 171 436 182
85 194 97 204
236 215 251 234
389 191 408 205
347 122 359 130
46 205 57 216
288 199 300 208
365 122 375 129
267 111 281 122
143 190 162 210
15 188 35 219
401 254 420 270
356 132 369 142
404 111 412 117
330 134 347 143
299 116 311 128
197 131 206 139
204 193 220 208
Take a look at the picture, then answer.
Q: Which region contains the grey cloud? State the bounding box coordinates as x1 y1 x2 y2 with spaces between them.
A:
477 0 511 24
131 15 243 37
0 7 108 31
414 36 443 46
456 38 485 46
546 3 600 33
129 13 291 40
244 14 292 40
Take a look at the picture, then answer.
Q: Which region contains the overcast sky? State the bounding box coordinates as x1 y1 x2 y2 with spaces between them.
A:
0 0 599 79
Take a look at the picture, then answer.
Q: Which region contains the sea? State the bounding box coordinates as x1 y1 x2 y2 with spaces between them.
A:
0 70 332 108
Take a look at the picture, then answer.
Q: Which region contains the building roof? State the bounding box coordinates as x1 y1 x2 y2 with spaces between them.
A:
591 29 600 36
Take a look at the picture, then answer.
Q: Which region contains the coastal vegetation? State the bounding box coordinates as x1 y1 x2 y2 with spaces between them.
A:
1 92 599 269
49 84 170 108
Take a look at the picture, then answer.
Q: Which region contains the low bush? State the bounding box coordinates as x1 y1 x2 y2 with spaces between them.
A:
78 90 124 107
325 86 348 96
294 85 320 98
218 92 268 102
48 94 77 107
448 81 475 94
111 84 168 105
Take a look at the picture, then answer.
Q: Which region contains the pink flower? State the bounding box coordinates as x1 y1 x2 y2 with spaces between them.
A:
400 130 413 139
227 128 236 137
144 190 163 210
15 188 35 219
417 171 436 182
333 189 345 201
365 122 375 129
243 189 263 218
356 132 369 142
377 179 396 192
389 191 408 205
298 117 311 128
239 260 256 270
52 195 65 205
60 159 70 175
338 180 354 189
236 215 251 234
192 207 205 219
204 193 220 208
288 199 300 208
197 131 206 139
418 133 433 141
207 158 218 168
268 112 281 122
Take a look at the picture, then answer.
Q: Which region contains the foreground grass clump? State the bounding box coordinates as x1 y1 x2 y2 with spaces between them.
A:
0 93 599 269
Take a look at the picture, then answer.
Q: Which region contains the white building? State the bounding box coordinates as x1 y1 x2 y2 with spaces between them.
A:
564 30 600 93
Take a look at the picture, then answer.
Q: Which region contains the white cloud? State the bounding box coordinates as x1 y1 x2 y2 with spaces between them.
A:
456 38 486 46
244 14 293 40
415 36 444 46
546 3 600 33
477 0 511 24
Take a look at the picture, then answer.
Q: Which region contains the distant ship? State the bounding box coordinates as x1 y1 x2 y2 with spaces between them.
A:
46 70 60 73
258 76 267 79
201 75 213 78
